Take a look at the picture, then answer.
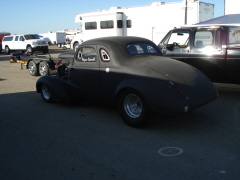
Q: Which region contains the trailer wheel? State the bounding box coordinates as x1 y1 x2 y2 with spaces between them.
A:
63 46 67 50
39 61 50 76
28 60 39 76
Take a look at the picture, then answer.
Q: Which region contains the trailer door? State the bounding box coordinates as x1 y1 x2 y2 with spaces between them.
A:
116 12 124 36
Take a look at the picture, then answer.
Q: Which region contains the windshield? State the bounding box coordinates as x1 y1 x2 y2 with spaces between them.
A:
24 35 40 40
127 43 158 55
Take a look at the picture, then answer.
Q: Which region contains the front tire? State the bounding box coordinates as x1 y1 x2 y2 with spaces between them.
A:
41 83 53 103
26 46 33 55
28 60 39 76
39 61 50 76
117 90 148 128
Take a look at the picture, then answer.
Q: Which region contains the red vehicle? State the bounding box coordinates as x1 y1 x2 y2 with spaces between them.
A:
0 32 10 53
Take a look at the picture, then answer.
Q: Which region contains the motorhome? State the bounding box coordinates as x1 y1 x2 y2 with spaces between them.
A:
71 0 214 50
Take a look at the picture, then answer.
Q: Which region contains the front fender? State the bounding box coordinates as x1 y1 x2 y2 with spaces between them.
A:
36 76 73 103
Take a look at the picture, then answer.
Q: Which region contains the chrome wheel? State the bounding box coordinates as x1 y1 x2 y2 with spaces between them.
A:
124 94 142 118
41 84 51 101
39 62 49 76
28 61 38 76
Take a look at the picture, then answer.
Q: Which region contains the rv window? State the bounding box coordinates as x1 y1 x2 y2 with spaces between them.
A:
100 20 114 29
127 20 132 28
76 47 97 62
85 22 97 30
117 20 123 28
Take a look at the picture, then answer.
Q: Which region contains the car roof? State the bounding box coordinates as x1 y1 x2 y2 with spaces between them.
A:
81 36 156 46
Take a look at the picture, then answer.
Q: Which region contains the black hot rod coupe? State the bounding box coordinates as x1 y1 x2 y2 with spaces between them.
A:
36 36 217 127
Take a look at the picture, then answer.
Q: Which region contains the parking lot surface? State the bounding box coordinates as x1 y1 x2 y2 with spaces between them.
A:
0 46 240 180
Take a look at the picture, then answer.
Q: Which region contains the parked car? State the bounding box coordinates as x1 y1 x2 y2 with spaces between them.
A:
36 36 217 127
2 34 49 55
158 25 240 84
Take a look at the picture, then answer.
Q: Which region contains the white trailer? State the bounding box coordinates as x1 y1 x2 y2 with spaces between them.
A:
39 32 66 46
71 0 214 49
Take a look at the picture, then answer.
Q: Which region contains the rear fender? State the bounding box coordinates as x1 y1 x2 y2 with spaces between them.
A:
36 76 73 103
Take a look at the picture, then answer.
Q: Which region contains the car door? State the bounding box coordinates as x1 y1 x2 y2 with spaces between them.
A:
189 28 226 82
68 45 101 100
18 36 26 50
160 29 191 61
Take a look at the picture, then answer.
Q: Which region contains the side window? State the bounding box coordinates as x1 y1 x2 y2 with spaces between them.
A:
76 47 96 62
100 20 114 29
168 31 190 48
3 36 13 41
85 22 97 30
100 49 110 62
229 27 240 44
194 30 213 47
19 36 24 41
15 36 19 41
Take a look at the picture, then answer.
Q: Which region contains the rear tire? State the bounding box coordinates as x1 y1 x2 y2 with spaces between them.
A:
41 83 53 103
26 46 33 55
5 46 10 54
117 89 148 128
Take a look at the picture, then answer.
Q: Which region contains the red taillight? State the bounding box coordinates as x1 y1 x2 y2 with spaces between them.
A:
177 88 183 94
55 59 62 67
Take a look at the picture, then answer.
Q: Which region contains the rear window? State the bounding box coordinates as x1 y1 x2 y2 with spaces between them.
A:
127 43 158 55
3 36 13 41
229 27 240 44
194 30 213 47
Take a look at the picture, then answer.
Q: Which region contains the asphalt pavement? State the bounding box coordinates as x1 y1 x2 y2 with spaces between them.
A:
0 46 240 180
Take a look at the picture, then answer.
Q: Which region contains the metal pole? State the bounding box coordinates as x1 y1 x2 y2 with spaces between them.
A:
185 0 188 25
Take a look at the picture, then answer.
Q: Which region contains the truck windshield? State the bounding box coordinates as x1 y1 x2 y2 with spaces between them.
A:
229 26 240 44
24 35 40 40
127 43 158 55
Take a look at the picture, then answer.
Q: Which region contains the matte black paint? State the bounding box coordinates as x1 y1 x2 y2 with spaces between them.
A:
36 36 217 116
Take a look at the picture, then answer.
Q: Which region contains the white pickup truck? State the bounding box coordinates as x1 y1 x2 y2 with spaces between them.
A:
2 34 49 54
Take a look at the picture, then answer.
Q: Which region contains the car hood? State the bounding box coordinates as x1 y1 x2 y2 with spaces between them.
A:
138 56 217 109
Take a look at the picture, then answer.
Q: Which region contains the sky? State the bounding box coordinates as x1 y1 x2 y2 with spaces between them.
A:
0 0 224 35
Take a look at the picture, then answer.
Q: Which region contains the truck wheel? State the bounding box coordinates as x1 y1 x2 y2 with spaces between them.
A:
28 60 39 76
63 46 67 50
26 46 33 55
39 61 50 76
5 46 11 54
41 83 53 103
73 42 79 51
117 89 148 128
